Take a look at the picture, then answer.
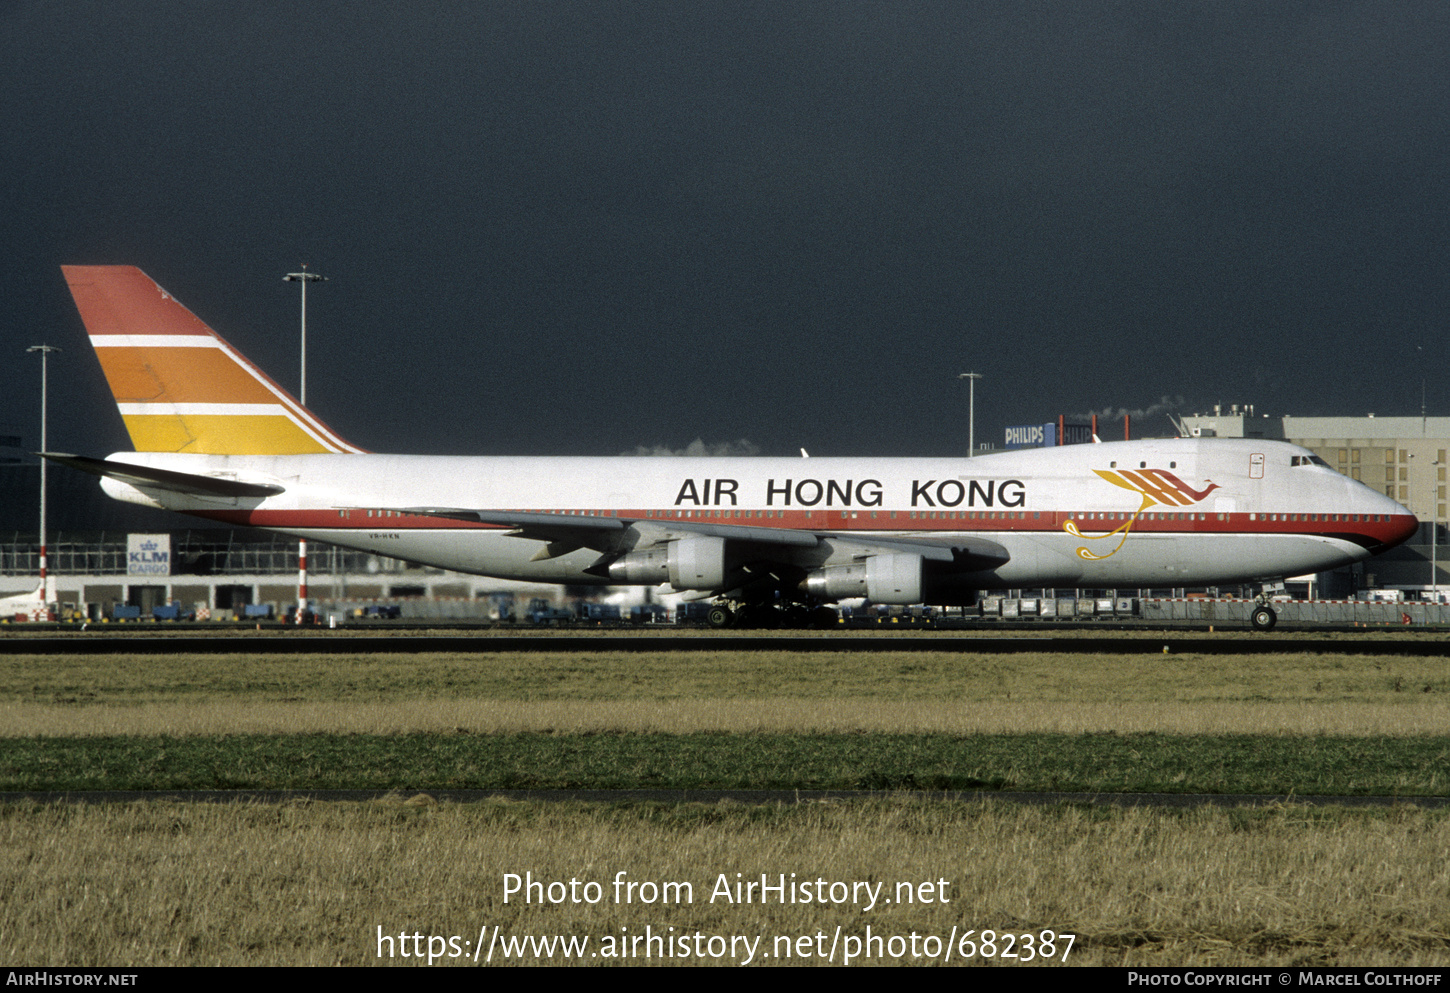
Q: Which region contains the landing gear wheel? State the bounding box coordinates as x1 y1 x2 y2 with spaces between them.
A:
782 605 811 629
739 604 781 628
1250 605 1277 631
810 605 840 628
706 605 734 629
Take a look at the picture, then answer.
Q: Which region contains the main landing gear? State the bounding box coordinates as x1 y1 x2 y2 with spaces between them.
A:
705 601 840 629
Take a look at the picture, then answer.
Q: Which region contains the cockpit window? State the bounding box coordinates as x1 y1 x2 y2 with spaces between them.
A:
1291 455 1332 468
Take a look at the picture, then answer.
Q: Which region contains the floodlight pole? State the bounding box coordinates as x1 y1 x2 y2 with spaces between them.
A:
283 266 326 406
284 267 326 623
27 345 61 613
958 372 982 458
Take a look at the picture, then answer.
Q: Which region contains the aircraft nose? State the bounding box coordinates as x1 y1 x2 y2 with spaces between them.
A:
1365 487 1418 550
1387 509 1420 548
1331 475 1417 554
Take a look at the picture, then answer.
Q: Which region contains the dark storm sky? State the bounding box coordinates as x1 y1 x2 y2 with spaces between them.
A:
2 1 1447 460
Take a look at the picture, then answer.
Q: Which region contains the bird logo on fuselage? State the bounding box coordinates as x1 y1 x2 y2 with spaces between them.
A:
1065 469 1220 560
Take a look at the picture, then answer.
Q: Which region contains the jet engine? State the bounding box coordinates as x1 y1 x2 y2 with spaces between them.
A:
801 552 923 604
606 535 727 590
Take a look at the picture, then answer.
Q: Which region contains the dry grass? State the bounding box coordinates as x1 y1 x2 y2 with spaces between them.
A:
0 798 1446 966
1 649 1447 737
4 697 1450 737
8 649 1450 705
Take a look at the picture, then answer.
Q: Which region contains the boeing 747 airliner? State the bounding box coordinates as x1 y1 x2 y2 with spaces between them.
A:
54 266 1417 628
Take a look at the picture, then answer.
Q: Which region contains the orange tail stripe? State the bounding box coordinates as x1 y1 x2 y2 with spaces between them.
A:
92 345 284 405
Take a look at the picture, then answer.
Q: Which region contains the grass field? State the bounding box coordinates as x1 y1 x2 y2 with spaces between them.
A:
1 644 1448 966
2 797 1447 967
2 731 1447 795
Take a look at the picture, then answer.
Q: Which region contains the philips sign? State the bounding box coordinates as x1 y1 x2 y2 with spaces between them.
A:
1005 424 1055 449
1005 422 1094 448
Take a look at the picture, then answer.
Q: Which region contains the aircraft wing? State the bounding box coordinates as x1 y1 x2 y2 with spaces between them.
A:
835 533 1011 568
403 508 819 549
399 507 636 562
402 507 1009 576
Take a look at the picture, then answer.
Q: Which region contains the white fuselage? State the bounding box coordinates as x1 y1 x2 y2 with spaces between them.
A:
97 438 1416 594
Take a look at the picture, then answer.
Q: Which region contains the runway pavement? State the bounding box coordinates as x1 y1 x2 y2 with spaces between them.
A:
3 632 1450 655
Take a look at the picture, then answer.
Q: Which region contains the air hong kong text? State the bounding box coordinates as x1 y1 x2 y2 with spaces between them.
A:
672 478 1026 509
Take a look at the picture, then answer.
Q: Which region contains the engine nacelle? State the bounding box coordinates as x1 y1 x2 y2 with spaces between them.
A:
668 535 726 590
867 552 923 603
802 552 923 604
607 536 727 591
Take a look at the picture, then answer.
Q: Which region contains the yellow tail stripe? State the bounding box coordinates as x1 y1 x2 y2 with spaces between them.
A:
120 414 334 455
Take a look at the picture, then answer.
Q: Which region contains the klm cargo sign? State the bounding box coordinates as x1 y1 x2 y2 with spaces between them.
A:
127 534 171 577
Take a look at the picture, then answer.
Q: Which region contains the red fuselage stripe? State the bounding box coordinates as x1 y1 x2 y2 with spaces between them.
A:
180 508 1417 547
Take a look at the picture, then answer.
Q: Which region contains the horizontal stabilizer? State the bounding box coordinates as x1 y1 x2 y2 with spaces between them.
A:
42 453 286 498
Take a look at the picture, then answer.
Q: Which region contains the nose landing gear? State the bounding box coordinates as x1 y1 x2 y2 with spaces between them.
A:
1249 604 1277 630
1250 593 1278 631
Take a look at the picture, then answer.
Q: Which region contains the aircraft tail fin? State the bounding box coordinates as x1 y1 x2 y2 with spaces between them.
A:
60 265 364 455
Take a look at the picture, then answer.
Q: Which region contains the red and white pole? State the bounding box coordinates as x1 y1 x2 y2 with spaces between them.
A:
27 344 60 621
297 537 308 624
